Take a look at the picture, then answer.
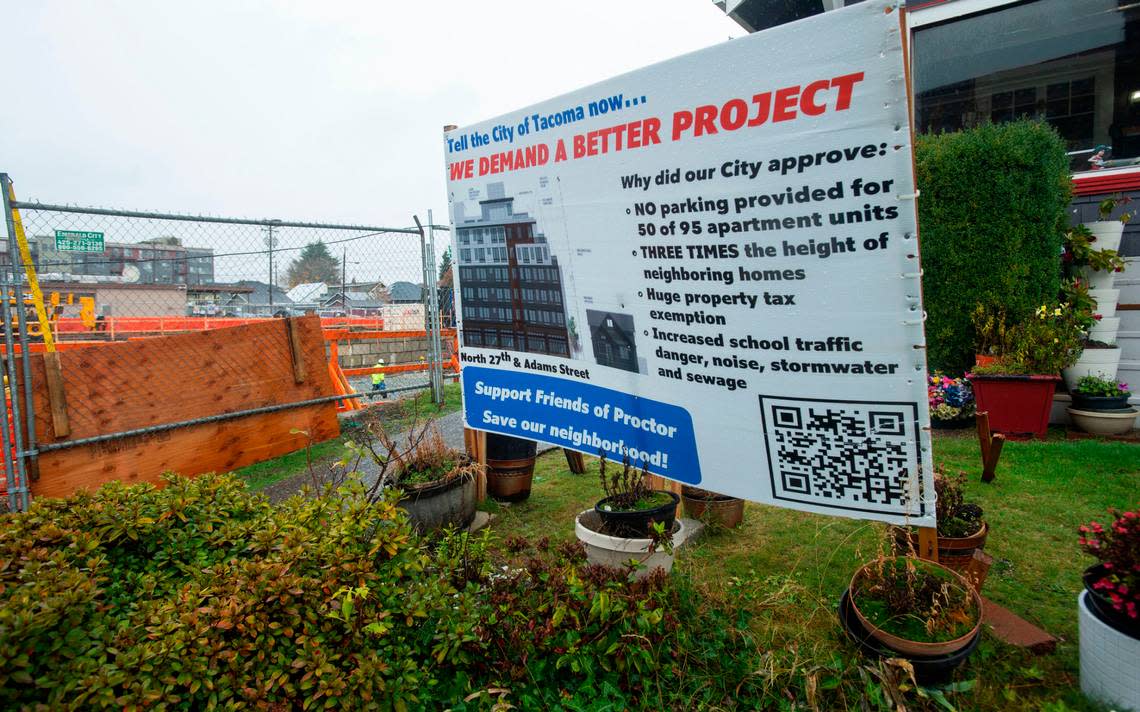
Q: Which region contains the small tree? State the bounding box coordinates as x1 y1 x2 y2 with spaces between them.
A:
285 241 340 287
438 246 452 281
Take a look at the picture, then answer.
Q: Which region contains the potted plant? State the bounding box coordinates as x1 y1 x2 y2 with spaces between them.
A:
1071 375 1132 411
1077 505 1140 710
681 485 744 528
592 453 679 537
575 454 687 578
894 471 987 576
970 304 1009 367
928 373 975 429
346 423 483 533
846 554 983 659
1061 275 1124 391
968 302 1082 439
1065 223 1128 291
1086 193 1134 253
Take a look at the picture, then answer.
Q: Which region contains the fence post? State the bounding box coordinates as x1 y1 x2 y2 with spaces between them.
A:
0 174 33 511
426 209 444 405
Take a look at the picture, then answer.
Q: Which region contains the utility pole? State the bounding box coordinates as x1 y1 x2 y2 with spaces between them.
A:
265 220 281 312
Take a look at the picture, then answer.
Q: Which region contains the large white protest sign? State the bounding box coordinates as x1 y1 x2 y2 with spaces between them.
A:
443 0 934 526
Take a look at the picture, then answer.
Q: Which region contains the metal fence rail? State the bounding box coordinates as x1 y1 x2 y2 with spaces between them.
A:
0 172 446 511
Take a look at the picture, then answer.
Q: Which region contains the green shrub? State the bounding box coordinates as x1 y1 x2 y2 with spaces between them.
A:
0 475 963 711
916 120 1070 374
0 474 465 709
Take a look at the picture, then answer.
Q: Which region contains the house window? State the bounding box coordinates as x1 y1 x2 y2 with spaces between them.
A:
912 0 1140 170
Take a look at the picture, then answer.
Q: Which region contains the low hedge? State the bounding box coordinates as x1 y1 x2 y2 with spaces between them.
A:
0 474 687 710
916 120 1070 374
1 474 978 710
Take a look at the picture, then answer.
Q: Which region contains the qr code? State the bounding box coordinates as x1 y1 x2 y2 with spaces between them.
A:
758 396 924 517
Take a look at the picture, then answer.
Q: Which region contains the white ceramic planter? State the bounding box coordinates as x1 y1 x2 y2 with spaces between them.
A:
1089 317 1121 345
1068 407 1138 436
1063 348 1122 391
1079 591 1140 711
1079 266 1116 291
575 510 694 579
1086 221 1125 253
1089 288 1120 318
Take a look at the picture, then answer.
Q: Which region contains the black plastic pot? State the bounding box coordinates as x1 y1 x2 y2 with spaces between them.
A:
838 590 980 684
931 417 974 430
1083 564 1140 641
1070 393 1131 411
594 490 679 537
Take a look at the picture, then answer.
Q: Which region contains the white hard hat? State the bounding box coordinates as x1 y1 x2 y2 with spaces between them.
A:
376 358 385 365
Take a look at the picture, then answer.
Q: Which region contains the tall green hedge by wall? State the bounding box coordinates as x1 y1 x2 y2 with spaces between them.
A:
916 120 1070 374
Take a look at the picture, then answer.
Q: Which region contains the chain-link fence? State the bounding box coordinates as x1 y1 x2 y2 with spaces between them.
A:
0 172 452 511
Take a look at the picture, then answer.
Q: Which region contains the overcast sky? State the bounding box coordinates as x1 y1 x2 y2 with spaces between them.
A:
4 1 738 230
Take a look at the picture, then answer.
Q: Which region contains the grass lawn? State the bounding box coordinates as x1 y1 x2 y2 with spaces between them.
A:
479 430 1138 711
235 381 464 491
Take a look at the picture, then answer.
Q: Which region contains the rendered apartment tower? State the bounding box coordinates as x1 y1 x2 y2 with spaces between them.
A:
455 183 571 356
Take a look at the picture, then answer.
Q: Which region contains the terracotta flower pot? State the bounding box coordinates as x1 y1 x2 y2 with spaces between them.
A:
937 521 989 574
892 522 988 576
849 558 983 658
681 486 744 528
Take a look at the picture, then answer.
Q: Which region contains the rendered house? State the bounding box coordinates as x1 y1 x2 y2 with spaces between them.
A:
587 310 640 373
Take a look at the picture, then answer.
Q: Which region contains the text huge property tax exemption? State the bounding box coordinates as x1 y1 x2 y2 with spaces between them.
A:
444 0 935 526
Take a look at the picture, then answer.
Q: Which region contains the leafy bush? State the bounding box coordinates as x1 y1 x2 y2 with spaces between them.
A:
1005 302 1083 374
0 474 467 709
917 121 1070 373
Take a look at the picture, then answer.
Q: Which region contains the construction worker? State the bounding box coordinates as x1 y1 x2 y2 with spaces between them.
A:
371 358 387 399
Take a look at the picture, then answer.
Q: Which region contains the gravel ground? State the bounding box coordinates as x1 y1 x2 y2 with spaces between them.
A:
259 386 467 503
259 398 558 504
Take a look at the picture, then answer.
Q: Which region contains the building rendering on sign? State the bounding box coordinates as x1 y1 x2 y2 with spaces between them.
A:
455 183 571 356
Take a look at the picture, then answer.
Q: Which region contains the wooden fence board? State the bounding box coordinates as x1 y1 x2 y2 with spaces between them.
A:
32 405 337 498
21 315 340 498
24 315 330 444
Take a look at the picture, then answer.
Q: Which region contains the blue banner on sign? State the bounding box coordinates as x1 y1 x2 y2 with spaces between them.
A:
463 366 701 484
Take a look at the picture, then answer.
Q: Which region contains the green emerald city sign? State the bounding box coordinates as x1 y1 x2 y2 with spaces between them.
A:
54 229 105 253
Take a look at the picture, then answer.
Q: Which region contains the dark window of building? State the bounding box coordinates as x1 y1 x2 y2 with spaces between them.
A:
913 0 1140 171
